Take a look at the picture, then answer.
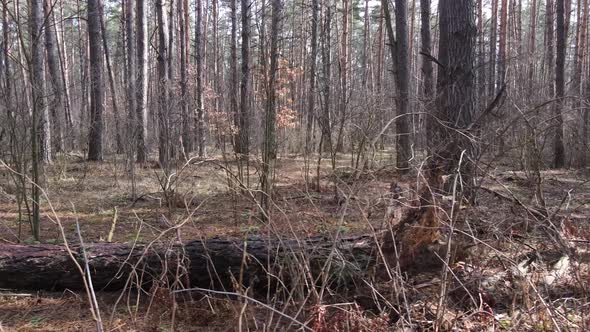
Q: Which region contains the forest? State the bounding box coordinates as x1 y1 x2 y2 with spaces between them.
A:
0 0 589 330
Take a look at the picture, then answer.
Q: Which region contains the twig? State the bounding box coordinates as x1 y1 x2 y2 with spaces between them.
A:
172 287 312 331
75 217 104 332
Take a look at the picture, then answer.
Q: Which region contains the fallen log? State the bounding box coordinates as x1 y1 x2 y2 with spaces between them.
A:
0 235 376 291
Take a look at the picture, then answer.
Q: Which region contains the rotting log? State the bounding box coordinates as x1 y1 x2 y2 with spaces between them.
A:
0 236 377 291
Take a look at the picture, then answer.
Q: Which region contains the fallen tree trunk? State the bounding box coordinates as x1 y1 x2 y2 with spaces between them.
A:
0 235 376 291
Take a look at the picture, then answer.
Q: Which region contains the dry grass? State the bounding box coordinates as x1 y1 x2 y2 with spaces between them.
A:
0 152 589 331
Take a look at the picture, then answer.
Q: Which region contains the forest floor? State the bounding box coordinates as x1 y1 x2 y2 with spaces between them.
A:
0 152 589 331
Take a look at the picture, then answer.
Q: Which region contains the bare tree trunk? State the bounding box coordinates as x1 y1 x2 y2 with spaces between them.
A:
261 0 282 219
527 0 537 97
99 1 123 154
230 0 239 154
30 0 46 240
55 0 74 151
545 0 555 88
421 0 434 101
195 0 205 157
43 0 63 154
136 0 148 162
335 0 349 153
179 0 191 154
239 0 251 160
87 0 104 161
320 1 333 157
394 0 411 172
125 0 137 160
432 0 477 194
489 0 498 97
156 0 170 168
554 0 566 168
305 0 319 182
498 0 508 88
477 0 486 98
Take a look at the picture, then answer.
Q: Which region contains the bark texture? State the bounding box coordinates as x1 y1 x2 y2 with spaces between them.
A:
0 236 375 291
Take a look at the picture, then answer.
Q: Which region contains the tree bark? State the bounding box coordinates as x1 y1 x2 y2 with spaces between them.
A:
87 0 104 161
0 236 376 291
195 0 206 157
43 0 64 154
239 0 251 160
99 1 123 154
156 0 170 168
30 0 46 240
432 0 477 194
554 0 566 168
125 0 137 159
179 0 191 154
335 0 349 153
136 0 148 162
261 0 282 219
393 0 411 172
420 0 433 101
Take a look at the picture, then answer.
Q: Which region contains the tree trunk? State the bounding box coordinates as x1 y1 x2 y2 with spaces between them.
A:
125 0 137 160
0 236 375 292
489 0 498 97
420 0 434 101
335 0 348 153
87 0 104 161
527 0 537 97
136 0 148 162
477 0 485 98
239 0 251 160
156 0 170 168
43 0 64 154
432 0 477 194
554 0 566 168
320 1 333 156
305 0 319 181
498 0 507 88
99 1 123 154
30 0 46 240
230 0 239 154
195 0 206 157
179 0 191 155
261 0 282 219
394 0 411 172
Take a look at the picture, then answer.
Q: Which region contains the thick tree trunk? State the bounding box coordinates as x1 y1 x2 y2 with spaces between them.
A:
230 0 239 155
87 0 104 161
0 236 375 291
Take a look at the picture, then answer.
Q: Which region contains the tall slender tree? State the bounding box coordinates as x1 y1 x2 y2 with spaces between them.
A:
156 0 170 168
261 0 282 218
43 0 63 154
554 0 566 167
136 0 148 162
30 0 46 240
239 0 251 159
195 0 205 157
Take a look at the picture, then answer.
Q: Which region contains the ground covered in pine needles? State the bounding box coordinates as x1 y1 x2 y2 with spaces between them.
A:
0 153 589 331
